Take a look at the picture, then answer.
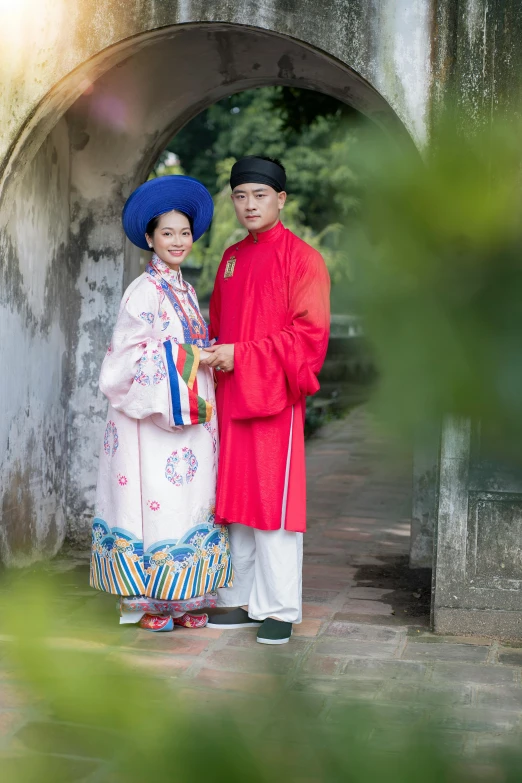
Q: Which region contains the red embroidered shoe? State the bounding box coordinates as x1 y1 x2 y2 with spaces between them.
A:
173 613 208 629
139 614 174 632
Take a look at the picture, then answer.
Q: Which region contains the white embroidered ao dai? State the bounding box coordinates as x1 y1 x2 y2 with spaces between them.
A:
90 255 232 616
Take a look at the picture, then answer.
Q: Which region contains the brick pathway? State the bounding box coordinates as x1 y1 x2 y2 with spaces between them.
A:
1 408 522 765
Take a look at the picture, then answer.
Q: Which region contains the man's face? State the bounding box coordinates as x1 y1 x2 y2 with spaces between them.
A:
231 183 286 233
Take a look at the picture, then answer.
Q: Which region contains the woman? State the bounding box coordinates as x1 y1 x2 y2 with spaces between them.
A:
90 175 232 631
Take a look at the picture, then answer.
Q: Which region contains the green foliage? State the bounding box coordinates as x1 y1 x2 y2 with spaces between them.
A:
159 87 363 298
346 112 522 457
148 150 183 179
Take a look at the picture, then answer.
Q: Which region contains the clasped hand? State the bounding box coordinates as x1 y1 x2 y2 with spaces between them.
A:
199 343 235 373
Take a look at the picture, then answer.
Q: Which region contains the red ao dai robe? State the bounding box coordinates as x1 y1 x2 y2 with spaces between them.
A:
210 221 331 533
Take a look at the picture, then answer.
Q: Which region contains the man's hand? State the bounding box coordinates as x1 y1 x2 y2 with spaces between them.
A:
200 344 235 372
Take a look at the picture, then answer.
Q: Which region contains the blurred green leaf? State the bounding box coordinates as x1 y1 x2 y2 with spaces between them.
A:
1 571 522 781
344 112 522 459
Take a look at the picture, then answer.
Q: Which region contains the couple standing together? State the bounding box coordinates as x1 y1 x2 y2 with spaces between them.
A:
90 156 330 646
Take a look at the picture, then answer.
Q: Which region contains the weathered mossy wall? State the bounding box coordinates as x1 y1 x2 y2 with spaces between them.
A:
0 119 73 564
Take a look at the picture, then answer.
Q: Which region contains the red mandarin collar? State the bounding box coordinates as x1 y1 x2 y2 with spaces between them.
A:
247 221 285 245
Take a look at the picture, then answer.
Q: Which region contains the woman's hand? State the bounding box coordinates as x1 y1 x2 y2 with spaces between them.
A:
200 344 235 372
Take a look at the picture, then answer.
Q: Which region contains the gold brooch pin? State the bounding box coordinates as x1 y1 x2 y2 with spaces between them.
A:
224 256 236 279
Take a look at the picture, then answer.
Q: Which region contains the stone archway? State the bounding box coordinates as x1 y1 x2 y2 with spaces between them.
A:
0 18 418 567
64 24 414 547
2 2 521 637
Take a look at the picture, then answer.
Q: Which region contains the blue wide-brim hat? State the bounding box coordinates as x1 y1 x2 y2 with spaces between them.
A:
122 175 214 250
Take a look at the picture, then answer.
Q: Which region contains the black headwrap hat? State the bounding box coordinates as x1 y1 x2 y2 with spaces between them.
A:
229 156 286 193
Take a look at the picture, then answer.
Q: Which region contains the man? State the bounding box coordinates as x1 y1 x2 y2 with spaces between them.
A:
201 156 330 645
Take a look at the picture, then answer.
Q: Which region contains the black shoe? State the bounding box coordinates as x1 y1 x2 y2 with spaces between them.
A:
206 607 262 629
257 618 293 645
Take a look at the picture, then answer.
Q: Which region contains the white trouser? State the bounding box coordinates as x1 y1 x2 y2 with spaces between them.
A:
216 523 303 624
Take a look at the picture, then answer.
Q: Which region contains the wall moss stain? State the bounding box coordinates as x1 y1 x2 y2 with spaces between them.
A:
1 460 38 564
0 418 64 567
0 118 71 564
277 53 297 80
449 0 522 126
0 232 38 336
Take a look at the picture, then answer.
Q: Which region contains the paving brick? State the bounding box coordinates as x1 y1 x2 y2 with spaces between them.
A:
308 503 343 515
326 700 428 727
332 611 427 628
205 648 296 675
431 662 518 686
303 564 357 580
474 684 522 711
299 655 343 676
347 556 386 566
293 676 385 700
123 632 212 656
48 635 110 652
58 627 121 647
341 659 428 681
339 600 394 616
497 648 522 666
302 602 333 619
426 706 521 733
293 619 322 637
178 687 272 721
370 726 466 754
174 626 224 640
303 546 347 556
287 691 329 718
402 642 489 663
347 587 394 600
310 543 359 555
304 559 347 571
223 629 309 653
303 577 354 590
469 732 522 753
306 508 336 519
322 621 400 643
108 652 192 676
302 589 341 603
407 631 492 646
383 681 473 706
324 530 374 541
340 510 398 520
336 516 382 526
321 473 367 483
334 679 387 700
192 668 284 694
316 638 398 659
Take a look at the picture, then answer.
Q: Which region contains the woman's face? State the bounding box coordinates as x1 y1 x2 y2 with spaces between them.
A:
145 210 193 270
